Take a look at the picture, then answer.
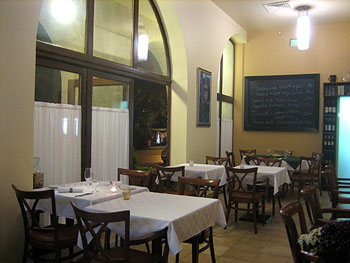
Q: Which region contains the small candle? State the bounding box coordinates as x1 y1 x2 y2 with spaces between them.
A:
122 189 130 200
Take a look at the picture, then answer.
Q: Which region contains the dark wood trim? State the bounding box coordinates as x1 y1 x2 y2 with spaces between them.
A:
231 40 235 152
218 57 223 157
129 81 135 168
86 0 94 56
166 84 171 165
149 0 172 78
36 42 171 86
217 94 233 103
132 0 139 68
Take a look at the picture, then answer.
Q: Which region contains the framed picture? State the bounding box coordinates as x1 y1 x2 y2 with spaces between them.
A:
197 67 211 127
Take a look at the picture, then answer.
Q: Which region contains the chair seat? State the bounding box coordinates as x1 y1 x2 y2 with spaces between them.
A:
90 247 163 263
30 224 78 249
231 191 265 202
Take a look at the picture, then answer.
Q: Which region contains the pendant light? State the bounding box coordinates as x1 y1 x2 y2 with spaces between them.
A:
296 6 311 50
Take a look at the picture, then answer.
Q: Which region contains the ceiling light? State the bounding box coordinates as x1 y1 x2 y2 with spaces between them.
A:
296 6 311 51
51 0 76 24
138 34 149 62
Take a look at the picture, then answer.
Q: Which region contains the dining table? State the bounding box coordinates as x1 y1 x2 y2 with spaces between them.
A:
169 163 227 186
234 164 290 195
241 155 309 171
84 191 227 256
35 181 149 219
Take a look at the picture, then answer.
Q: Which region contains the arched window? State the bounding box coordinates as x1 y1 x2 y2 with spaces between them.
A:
34 0 171 184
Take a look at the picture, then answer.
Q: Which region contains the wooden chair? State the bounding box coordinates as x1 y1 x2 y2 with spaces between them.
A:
155 165 185 194
245 156 283 216
322 167 350 208
176 177 220 263
12 184 82 263
239 149 256 160
289 156 318 199
206 155 229 208
311 152 324 196
117 168 151 189
300 185 350 228
279 201 319 263
225 151 236 167
71 203 169 263
225 167 269 234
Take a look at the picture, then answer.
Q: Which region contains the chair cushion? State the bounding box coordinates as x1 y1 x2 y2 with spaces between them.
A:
30 224 78 249
231 191 265 202
90 247 163 263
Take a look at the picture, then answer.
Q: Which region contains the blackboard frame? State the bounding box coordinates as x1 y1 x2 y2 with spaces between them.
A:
244 74 320 132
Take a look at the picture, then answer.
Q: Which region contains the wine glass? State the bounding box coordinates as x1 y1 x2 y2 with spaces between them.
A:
84 168 92 185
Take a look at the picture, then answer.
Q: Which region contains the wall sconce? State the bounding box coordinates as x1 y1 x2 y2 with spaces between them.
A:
138 34 149 61
296 6 311 50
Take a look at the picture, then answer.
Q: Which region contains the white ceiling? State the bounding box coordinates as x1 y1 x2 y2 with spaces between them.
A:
212 0 350 32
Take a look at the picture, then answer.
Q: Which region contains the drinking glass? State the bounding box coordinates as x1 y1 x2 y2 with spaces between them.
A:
84 168 92 185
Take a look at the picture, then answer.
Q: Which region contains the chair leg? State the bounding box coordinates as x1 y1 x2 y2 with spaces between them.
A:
252 202 257 234
262 199 266 226
319 173 323 196
22 241 28 263
234 203 238 223
272 196 275 216
226 202 231 223
191 236 199 263
209 227 216 263
175 253 180 263
222 185 228 209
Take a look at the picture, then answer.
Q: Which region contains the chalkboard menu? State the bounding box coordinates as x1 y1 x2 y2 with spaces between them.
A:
244 74 320 132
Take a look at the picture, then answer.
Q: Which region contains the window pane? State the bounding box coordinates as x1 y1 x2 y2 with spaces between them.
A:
92 77 128 109
138 0 168 76
37 0 86 53
91 77 129 181
222 41 234 97
222 102 233 120
93 0 133 66
34 67 81 186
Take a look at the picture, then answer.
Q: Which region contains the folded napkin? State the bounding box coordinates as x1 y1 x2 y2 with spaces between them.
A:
57 187 84 193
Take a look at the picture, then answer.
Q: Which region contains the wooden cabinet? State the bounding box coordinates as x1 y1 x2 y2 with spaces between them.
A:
322 82 350 167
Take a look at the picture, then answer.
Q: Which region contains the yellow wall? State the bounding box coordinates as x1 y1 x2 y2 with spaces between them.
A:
233 22 350 165
171 0 246 164
0 0 42 262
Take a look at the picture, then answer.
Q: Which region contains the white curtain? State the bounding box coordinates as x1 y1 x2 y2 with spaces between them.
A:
34 102 81 186
217 119 233 157
91 106 129 182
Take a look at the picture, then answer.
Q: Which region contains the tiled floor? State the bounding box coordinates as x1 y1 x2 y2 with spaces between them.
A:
167 188 331 263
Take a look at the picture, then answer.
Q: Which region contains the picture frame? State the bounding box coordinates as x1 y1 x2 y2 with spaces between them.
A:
197 67 212 127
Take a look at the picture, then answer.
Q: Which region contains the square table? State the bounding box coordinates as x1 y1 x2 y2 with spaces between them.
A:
170 163 227 186
234 165 290 195
36 182 149 219
85 191 227 256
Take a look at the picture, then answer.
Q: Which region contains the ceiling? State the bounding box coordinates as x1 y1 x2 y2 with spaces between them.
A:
211 0 350 32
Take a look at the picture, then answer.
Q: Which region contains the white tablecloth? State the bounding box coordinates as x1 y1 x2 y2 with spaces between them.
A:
234 165 290 195
36 182 149 219
85 191 227 256
170 163 227 186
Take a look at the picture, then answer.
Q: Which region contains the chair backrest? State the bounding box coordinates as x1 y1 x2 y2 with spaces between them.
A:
239 149 256 160
12 185 59 244
225 151 235 167
71 203 130 262
311 152 324 174
117 168 151 188
298 156 317 174
279 201 313 263
245 156 282 167
205 155 229 167
155 165 184 193
300 185 324 228
225 167 266 198
178 177 220 198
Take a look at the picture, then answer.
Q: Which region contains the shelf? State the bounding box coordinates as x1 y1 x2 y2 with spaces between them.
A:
323 131 336 134
322 149 336 152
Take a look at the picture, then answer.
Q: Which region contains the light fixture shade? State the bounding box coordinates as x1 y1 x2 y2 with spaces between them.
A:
138 34 149 61
297 13 310 50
